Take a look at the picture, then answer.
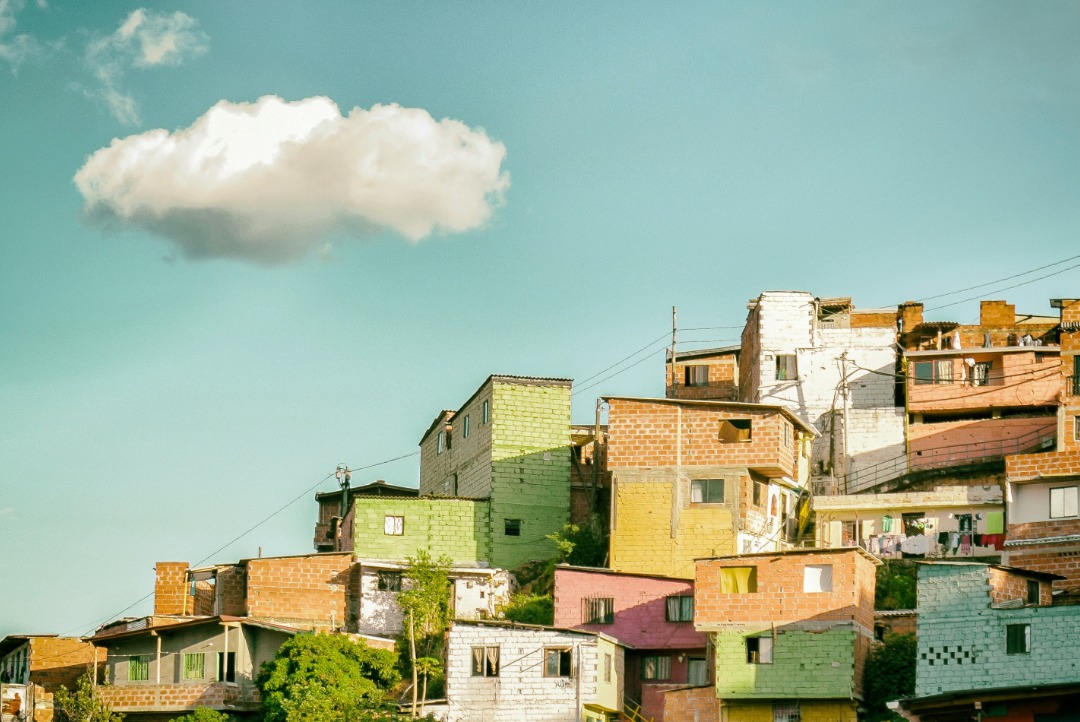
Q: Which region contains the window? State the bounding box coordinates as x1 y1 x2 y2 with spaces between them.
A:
504 518 521 536
691 478 726 503
776 354 797 381
603 653 612 683
544 648 573 677
753 479 767 507
128 655 149 682
217 652 235 682
782 422 791 447
773 702 801 722
482 399 490 424
182 653 205 680
1050 487 1078 519
935 359 953 384
640 655 671 681
840 520 859 547
1006 624 1030 654
1027 580 1040 605
384 515 404 535
746 635 773 664
969 361 992 387
665 595 694 622
803 564 833 593
462 415 470 439
718 418 752 443
377 571 402 591
1074 416 1080 441
685 365 709 387
437 431 446 453
471 646 499 677
913 361 934 385
719 566 757 593
583 597 614 624
913 360 954 385
687 658 707 686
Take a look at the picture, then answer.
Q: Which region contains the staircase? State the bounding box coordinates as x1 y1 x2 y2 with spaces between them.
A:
624 699 654 722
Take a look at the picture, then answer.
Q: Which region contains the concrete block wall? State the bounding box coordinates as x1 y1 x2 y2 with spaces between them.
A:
244 552 353 629
154 562 191 616
445 624 599 722
606 398 797 476
712 626 857 699
915 563 1080 697
489 380 571 569
352 496 491 565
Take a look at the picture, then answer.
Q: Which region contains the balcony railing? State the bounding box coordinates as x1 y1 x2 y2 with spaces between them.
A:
843 426 1056 494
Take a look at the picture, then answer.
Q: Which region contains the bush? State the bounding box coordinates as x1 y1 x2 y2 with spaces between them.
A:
863 633 916 722
499 593 554 625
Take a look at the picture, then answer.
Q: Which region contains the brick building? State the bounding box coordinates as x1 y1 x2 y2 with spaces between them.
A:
666 345 740 402
552 565 708 722
898 562 1080 721
1001 299 1080 588
604 396 815 579
688 548 879 722
0 635 105 722
90 616 295 721
443 620 624 722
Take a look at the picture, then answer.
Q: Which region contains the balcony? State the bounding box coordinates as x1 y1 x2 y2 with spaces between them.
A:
905 347 1059 414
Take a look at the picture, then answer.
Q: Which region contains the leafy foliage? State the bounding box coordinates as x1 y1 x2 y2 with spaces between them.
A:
499 592 554 625
170 709 235 722
546 515 607 567
256 633 399 722
876 560 917 610
397 550 453 707
863 633 916 722
54 673 125 722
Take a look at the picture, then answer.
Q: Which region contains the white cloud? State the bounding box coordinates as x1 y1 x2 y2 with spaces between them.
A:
0 0 44 69
85 7 208 124
74 95 511 264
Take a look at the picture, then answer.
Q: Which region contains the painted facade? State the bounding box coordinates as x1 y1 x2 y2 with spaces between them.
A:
739 291 905 496
690 549 878 722
605 396 814 578
813 485 1006 560
552 566 707 722
444 621 622 722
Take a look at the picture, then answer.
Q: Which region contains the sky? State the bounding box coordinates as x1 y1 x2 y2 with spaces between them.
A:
2 1 1080 638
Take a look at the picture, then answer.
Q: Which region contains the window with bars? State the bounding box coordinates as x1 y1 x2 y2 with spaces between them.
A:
544 648 573 677
640 655 671 681
471 646 499 677
377 571 402 591
128 655 150 682
583 597 614 624
665 595 693 622
773 702 801 722
182 653 205 680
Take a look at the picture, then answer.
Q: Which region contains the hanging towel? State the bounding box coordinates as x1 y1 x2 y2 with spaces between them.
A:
882 515 894 533
949 532 961 555
960 534 972 555
985 511 1004 535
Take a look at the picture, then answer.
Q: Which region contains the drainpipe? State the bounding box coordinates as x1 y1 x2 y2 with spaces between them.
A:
154 631 161 685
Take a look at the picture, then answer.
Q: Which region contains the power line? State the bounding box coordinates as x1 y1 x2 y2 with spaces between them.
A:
574 331 669 387
916 253 1080 303
64 451 420 637
924 260 1080 312
573 347 666 397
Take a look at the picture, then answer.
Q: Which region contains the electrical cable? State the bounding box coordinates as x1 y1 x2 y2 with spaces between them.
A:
574 331 670 387
916 253 1080 303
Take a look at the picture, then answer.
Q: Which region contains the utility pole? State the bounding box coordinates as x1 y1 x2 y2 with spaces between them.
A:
838 353 851 493
669 306 677 398
335 464 351 550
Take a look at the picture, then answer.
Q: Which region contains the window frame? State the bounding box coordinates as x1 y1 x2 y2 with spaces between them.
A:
753 479 767 507
719 566 757 593
685 365 709 387
691 478 726 504
462 415 470 439
746 634 774 664
583 596 615 625
803 564 834 593
384 515 405 536
182 652 205 681
1050 486 1079 519
437 431 446 454
969 361 992 387
377 570 403 591
718 418 752 443
640 654 671 681
665 595 694 622
1027 580 1040 605
603 653 612 683
217 651 236 683
1006 624 1031 655
128 655 150 682
482 399 490 424
775 354 797 381
471 646 500 677
504 518 522 536
543 647 573 678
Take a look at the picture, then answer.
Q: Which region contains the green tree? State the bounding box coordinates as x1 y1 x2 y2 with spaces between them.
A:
499 592 554 625
171 709 235 722
545 515 607 567
397 550 453 716
54 673 124 722
256 633 400 722
876 560 918 610
863 633 916 722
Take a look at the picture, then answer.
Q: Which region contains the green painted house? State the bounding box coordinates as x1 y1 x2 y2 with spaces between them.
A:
345 375 572 569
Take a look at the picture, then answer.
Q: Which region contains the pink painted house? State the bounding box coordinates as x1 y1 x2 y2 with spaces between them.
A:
553 565 709 722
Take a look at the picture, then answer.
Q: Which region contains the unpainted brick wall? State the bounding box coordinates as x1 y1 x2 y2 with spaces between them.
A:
244 553 353 629
662 685 718 722
154 562 191 616
668 355 739 402
28 638 105 695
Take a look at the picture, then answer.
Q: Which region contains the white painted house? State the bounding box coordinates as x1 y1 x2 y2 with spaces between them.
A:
444 620 624 722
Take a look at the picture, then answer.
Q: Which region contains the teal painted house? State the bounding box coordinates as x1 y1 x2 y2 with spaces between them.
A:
333 375 573 569
900 562 1080 720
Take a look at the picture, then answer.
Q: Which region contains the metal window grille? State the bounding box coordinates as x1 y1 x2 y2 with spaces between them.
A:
128 656 149 682
182 653 204 680
583 597 614 624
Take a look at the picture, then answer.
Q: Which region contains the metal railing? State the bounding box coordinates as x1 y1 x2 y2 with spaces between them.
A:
1069 375 1080 396
843 426 1056 494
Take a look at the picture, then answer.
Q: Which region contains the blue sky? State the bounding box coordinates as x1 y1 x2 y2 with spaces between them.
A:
2 1 1079 637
